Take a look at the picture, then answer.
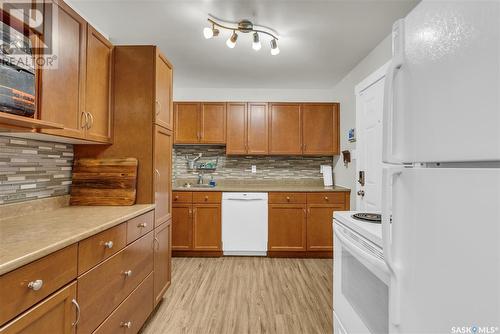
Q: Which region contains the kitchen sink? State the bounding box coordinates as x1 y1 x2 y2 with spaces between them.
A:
182 184 214 189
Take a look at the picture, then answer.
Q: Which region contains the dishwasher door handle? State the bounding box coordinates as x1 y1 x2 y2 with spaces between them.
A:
224 198 266 201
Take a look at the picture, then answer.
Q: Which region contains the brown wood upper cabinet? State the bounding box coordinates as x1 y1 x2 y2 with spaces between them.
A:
268 103 340 155
39 0 113 143
84 24 113 143
226 102 268 155
268 103 302 155
302 103 340 155
155 51 173 130
39 0 87 140
174 102 226 144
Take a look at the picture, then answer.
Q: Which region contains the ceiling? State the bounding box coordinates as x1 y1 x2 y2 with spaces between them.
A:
69 0 419 90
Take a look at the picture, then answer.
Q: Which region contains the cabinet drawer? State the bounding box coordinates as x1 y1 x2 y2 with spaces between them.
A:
173 191 192 203
0 245 77 326
93 273 153 334
77 232 153 334
192 192 221 204
126 211 154 244
78 223 127 275
306 192 345 205
268 192 306 204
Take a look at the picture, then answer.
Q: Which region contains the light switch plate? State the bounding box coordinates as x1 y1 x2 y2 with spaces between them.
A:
251 165 257 173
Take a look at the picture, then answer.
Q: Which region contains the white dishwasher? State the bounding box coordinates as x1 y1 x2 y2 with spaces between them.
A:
221 192 268 256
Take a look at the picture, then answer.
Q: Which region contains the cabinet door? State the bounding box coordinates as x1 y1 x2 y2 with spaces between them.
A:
85 24 112 143
247 103 268 155
269 103 302 155
154 126 172 227
154 221 171 307
268 204 307 251
302 103 339 155
172 204 193 250
174 103 199 143
200 103 226 144
155 51 173 130
193 204 221 251
306 204 343 251
39 1 86 139
226 102 247 155
0 282 76 334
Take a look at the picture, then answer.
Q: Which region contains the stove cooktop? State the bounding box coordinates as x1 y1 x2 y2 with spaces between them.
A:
351 213 382 224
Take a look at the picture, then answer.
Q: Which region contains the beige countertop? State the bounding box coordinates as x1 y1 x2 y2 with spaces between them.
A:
173 180 350 193
0 202 155 276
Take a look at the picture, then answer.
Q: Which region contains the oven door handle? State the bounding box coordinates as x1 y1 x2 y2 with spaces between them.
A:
334 225 387 273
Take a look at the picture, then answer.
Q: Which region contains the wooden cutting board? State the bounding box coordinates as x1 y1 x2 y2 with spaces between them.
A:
70 158 138 206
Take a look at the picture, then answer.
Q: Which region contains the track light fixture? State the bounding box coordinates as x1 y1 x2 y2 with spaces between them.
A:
203 15 280 55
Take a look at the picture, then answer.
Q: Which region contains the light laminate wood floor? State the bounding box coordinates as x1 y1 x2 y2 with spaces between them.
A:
141 257 333 334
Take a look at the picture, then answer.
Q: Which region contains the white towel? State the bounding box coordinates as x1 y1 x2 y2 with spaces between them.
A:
322 165 333 187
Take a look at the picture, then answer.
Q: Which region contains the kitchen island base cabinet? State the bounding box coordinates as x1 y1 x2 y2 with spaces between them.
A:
154 220 172 307
0 283 77 334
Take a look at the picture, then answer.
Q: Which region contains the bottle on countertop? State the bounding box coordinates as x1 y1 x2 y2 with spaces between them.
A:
209 176 216 187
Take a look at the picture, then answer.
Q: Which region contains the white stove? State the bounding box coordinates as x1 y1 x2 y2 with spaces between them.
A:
333 211 389 334
333 211 382 247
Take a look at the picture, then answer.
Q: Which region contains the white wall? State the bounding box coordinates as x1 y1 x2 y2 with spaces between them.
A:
331 34 392 209
174 88 335 102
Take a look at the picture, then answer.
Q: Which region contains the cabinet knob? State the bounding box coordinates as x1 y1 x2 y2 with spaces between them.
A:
121 321 132 328
137 222 147 228
324 196 329 201
286 196 290 201
204 196 208 201
27 279 43 291
122 270 132 277
103 241 114 249
174 196 179 200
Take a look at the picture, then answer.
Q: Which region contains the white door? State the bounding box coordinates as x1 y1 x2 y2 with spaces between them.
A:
384 1 500 164
382 166 500 333
356 65 387 211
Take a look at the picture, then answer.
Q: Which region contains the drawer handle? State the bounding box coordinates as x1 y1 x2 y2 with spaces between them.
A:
204 196 208 200
104 241 114 249
324 196 329 201
121 321 132 328
123 270 133 277
137 222 148 228
174 196 179 200
72 299 81 327
286 196 290 201
27 279 43 291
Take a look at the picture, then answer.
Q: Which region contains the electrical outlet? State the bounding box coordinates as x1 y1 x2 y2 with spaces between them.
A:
251 165 257 173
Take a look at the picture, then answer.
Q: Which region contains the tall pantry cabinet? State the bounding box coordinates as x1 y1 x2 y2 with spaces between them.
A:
74 45 173 307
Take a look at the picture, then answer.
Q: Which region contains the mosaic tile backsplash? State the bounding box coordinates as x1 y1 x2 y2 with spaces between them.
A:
0 136 73 205
173 145 334 182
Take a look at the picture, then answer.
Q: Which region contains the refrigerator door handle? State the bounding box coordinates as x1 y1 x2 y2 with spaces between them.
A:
382 166 404 326
383 19 405 164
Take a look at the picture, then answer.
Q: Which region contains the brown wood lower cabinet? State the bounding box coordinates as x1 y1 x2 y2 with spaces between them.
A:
154 220 172 307
268 204 307 252
77 231 154 334
193 204 221 251
0 282 77 334
172 192 222 256
0 210 171 334
306 204 344 251
268 191 350 257
93 274 153 334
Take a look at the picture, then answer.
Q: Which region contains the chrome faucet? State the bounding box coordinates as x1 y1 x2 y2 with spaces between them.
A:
197 171 204 185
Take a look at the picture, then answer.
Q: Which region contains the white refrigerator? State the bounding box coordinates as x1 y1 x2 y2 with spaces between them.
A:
382 1 500 333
